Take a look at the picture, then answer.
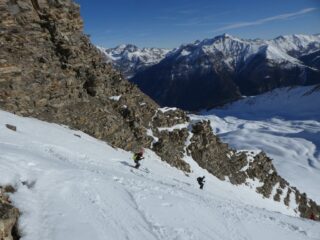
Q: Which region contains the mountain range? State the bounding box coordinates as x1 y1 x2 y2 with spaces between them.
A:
101 34 320 111
98 44 170 78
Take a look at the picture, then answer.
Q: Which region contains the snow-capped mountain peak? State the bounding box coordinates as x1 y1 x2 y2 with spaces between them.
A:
98 44 171 78
131 34 320 111
269 34 320 57
100 33 320 81
171 33 315 68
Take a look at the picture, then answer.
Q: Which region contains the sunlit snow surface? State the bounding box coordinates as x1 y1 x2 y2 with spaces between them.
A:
0 108 319 240
196 85 320 203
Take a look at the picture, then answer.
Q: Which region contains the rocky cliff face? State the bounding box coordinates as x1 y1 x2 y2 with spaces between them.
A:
0 0 319 227
0 0 159 151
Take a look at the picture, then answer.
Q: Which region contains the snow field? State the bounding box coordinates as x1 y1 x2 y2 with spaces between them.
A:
0 110 319 240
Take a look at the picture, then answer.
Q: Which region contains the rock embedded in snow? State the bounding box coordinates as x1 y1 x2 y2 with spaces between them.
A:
0 203 19 240
5 124 16 132
0 186 19 240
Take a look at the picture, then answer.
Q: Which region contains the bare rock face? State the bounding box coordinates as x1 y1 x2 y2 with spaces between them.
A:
0 0 158 151
153 128 190 172
152 108 189 128
0 186 20 240
151 109 191 172
0 0 319 221
188 121 247 184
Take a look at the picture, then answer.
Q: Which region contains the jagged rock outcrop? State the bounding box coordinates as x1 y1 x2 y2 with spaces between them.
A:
0 186 20 240
0 0 319 221
0 0 158 151
187 121 320 218
187 121 247 184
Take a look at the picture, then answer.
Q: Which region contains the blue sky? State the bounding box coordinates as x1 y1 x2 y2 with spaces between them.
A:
74 0 320 48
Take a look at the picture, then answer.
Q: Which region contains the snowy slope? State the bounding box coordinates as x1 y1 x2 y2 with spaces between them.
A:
196 85 320 203
204 85 320 120
1 110 319 240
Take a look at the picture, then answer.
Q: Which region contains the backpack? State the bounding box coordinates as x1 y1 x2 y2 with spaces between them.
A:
132 153 138 161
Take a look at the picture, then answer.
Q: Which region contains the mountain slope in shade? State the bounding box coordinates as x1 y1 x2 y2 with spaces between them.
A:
98 44 170 78
269 34 320 58
299 50 320 69
131 34 320 111
1 110 320 240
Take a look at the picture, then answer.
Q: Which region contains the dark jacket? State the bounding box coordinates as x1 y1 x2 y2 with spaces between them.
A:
197 177 205 184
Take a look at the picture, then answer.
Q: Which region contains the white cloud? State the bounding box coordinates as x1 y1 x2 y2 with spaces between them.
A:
213 8 317 32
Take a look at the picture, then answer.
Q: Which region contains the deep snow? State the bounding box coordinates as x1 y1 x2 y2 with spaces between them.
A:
1 110 320 240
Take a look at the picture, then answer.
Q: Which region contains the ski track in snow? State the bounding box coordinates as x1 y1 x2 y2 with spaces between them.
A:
0 110 320 240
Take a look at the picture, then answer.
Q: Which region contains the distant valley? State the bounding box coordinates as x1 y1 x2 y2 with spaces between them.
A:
99 34 320 111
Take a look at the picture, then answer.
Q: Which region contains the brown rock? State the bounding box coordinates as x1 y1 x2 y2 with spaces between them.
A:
0 202 19 240
0 185 19 240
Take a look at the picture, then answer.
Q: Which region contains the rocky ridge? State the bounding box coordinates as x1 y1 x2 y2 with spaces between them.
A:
0 1 319 234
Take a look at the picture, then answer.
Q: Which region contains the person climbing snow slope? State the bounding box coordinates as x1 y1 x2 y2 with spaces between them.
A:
197 176 205 190
133 149 145 169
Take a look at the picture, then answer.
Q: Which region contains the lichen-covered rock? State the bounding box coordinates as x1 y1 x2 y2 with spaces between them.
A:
153 128 190 172
0 186 19 240
0 0 158 151
187 121 247 184
152 108 189 128
0 203 19 240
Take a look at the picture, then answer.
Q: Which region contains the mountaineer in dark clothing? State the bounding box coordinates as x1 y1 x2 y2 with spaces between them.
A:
197 176 205 189
133 149 144 169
